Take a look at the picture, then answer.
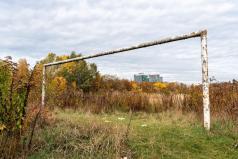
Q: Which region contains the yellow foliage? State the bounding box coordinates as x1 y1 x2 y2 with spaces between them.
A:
50 76 67 92
61 62 75 73
57 55 77 73
0 123 6 131
57 55 68 61
153 82 167 89
17 58 29 83
131 82 142 92
131 82 138 89
72 81 77 89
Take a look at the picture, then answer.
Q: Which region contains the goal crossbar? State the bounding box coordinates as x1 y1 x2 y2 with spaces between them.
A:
44 30 203 67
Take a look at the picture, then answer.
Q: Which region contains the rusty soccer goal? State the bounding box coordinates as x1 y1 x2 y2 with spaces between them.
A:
42 30 210 130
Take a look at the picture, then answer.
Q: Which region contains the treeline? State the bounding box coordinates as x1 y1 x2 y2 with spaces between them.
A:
27 52 238 121
1 52 238 120
1 52 237 117
26 52 190 108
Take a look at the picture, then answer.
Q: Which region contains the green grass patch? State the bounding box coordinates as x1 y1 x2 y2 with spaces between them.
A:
28 109 238 159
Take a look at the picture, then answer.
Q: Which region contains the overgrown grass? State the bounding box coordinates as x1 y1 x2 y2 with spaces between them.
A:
28 109 238 159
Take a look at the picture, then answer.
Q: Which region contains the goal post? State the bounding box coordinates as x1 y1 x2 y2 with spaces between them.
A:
201 31 210 130
42 30 210 130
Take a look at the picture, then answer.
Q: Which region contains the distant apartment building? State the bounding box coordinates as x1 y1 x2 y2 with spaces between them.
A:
134 73 163 83
148 74 163 82
134 73 149 82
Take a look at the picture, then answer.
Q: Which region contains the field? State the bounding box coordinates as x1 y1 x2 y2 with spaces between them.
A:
1 55 238 159
28 109 238 159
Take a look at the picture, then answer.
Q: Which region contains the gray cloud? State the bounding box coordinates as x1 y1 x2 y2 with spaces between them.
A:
0 0 237 82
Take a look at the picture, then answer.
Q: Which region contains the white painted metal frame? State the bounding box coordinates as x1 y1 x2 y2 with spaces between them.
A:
42 30 210 130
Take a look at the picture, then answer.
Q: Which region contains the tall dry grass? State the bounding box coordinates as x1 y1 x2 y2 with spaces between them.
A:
43 81 238 122
30 110 131 158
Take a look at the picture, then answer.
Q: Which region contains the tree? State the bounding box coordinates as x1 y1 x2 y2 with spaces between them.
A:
16 59 30 86
42 52 99 92
0 58 33 134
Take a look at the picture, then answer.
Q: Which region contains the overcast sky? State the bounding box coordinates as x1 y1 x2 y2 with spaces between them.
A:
0 0 237 83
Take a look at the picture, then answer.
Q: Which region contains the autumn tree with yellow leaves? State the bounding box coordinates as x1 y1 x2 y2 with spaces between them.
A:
36 52 100 107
